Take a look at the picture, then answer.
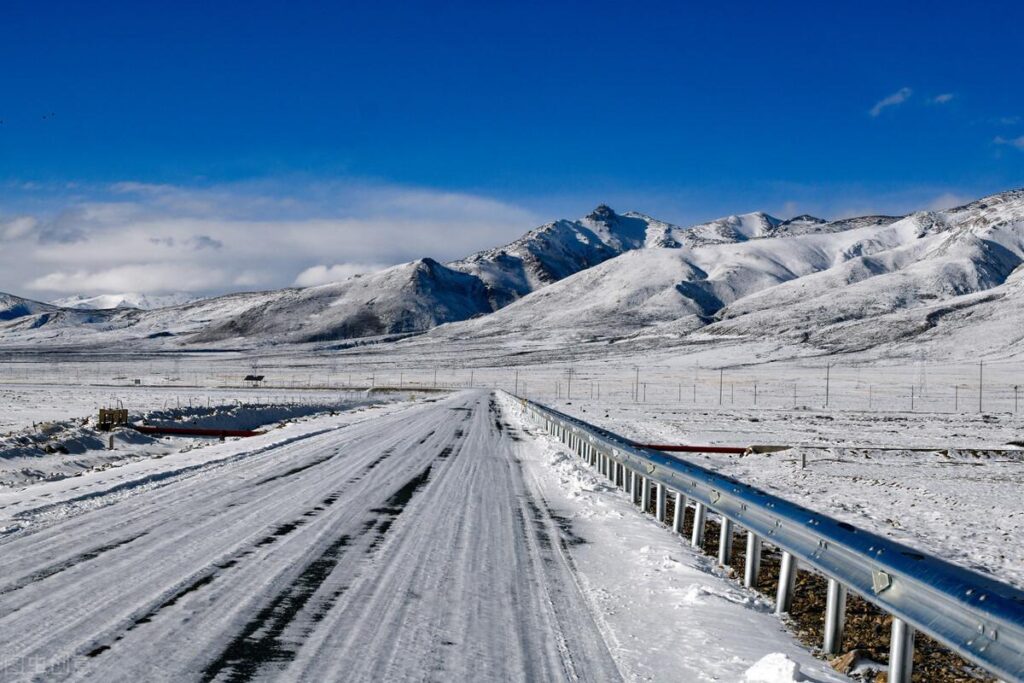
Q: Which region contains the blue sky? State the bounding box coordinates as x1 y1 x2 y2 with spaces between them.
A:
1 1 1023 296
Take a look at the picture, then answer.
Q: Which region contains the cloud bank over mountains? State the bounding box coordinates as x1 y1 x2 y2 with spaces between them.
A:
0 180 540 297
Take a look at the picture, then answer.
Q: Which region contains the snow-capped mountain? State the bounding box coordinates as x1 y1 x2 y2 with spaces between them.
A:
0 204 665 344
1 188 1023 361
51 292 196 311
448 205 657 308
440 189 1024 359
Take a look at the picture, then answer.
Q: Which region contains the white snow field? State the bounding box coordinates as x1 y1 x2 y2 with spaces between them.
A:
541 396 1024 592
1 186 1022 681
0 390 848 682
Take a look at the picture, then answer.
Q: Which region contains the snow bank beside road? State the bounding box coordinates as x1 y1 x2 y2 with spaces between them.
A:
501 394 849 682
140 400 371 431
0 398 379 489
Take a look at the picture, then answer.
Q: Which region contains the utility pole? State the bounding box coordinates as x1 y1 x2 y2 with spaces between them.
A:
954 384 959 412
979 360 984 413
433 368 438 388
642 382 647 402
514 370 519 395
634 367 640 402
678 382 682 401
910 385 914 411
566 367 573 400
719 369 724 406
754 382 758 406
470 370 474 387
825 363 831 408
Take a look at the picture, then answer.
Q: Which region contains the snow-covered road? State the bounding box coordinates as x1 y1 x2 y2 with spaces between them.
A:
0 391 620 681
0 390 846 682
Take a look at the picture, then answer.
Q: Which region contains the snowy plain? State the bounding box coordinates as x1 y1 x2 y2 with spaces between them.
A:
0 389 852 682
3 184 1024 679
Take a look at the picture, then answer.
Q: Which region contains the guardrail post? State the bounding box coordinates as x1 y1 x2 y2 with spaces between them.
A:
744 532 762 588
655 483 666 523
718 517 733 565
888 617 915 683
823 578 847 655
640 476 650 513
776 551 797 614
691 502 706 547
672 492 684 533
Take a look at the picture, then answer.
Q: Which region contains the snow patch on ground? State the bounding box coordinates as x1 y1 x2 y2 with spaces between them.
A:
743 653 804 682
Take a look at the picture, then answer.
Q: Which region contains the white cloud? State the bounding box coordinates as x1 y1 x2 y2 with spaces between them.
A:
780 201 800 218
294 263 389 287
1 216 38 240
994 135 1024 150
927 192 971 210
869 87 913 117
0 179 542 298
28 264 227 293
929 93 955 105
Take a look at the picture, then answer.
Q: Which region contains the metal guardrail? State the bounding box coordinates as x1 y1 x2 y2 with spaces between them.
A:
508 393 1024 683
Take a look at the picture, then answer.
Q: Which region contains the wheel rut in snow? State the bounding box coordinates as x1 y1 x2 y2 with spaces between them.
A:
82 485 352 660
12 426 341 524
252 450 339 486
0 531 149 602
200 462 438 682
81 443 411 664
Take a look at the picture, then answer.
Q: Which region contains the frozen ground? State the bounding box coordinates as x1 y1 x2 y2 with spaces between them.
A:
0 391 846 682
544 396 1024 591
0 398 380 488
0 381 402 434
0 347 1019 680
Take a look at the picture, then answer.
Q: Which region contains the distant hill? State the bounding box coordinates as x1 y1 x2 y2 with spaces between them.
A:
51 292 196 311
1 189 1023 361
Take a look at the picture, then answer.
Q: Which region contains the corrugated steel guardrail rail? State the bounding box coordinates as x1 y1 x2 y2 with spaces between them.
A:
506 392 1024 683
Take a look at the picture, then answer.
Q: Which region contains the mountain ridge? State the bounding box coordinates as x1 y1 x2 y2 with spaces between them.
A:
0 187 1022 361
